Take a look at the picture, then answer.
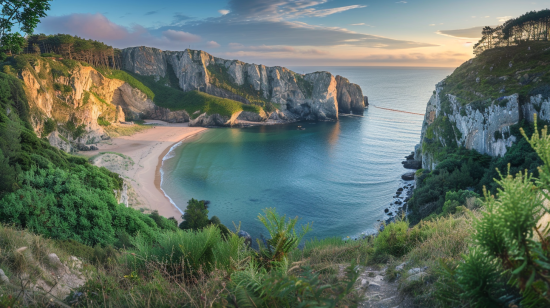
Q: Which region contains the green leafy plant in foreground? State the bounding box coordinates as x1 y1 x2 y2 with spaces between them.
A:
257 208 311 266
447 116 550 307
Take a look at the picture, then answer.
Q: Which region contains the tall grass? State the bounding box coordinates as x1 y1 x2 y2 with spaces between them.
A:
129 225 248 275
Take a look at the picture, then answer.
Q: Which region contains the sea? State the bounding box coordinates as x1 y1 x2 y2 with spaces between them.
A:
160 66 454 240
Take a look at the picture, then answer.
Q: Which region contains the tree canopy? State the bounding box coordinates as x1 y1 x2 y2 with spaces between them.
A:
474 9 550 55
0 0 51 59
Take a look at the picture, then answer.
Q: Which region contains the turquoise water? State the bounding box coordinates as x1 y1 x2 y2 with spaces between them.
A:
161 66 453 239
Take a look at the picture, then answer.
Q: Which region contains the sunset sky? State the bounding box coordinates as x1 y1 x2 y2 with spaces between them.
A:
37 0 547 67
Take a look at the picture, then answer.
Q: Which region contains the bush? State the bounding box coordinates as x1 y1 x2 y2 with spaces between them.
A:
445 119 550 307
149 210 178 231
97 116 110 126
130 225 246 275
373 220 415 261
42 117 56 136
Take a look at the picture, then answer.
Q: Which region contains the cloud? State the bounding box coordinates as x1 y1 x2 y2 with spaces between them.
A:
436 26 484 39
224 0 366 20
38 13 203 50
205 41 221 48
229 42 245 49
162 29 201 43
357 51 468 64
38 0 436 57
172 13 193 24
39 13 133 41
145 11 158 16
498 16 513 23
429 24 435 26
158 19 436 49
396 1 407 3
351 23 365 25
218 9 230 15
225 44 328 56
220 50 467 66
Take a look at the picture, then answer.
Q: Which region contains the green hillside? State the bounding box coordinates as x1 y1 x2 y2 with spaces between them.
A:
124 70 261 118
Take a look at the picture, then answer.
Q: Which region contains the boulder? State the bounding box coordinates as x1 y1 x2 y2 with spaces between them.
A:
0 269 9 285
402 172 415 181
402 159 422 169
238 230 252 247
76 143 90 151
48 253 63 269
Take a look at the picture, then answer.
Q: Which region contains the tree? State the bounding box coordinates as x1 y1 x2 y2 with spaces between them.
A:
0 0 52 58
179 198 210 230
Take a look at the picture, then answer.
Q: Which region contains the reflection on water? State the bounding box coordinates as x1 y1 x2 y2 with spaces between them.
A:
162 67 453 240
327 120 340 149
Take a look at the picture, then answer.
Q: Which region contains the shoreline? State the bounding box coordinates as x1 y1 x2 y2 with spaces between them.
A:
154 130 207 215
83 121 207 222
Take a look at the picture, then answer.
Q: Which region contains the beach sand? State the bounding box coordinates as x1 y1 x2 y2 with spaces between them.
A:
82 121 207 221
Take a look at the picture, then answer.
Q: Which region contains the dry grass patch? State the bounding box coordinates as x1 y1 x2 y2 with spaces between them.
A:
103 123 152 138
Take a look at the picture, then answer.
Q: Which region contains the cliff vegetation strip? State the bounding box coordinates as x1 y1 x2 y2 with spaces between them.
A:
125 70 261 118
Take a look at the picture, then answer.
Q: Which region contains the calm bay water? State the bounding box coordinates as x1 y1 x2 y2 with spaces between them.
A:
161 66 453 240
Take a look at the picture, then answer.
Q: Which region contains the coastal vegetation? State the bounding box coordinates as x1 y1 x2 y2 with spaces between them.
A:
475 9 550 55
125 68 262 118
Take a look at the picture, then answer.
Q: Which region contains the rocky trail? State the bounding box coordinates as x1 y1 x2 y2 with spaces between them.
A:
357 266 414 308
338 263 418 308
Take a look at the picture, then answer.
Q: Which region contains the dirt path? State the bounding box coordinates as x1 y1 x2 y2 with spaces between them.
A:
356 266 414 308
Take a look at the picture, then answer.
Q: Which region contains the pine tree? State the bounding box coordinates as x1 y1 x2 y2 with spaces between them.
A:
179 199 210 230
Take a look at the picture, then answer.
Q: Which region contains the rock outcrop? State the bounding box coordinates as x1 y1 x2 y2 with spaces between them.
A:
416 76 548 170
20 58 187 152
121 47 367 121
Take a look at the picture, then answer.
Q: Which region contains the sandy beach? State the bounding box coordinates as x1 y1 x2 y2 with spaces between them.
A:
82 121 207 221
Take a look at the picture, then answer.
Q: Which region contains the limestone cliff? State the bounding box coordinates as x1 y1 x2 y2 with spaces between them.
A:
18 57 187 152
415 43 550 170
121 47 367 121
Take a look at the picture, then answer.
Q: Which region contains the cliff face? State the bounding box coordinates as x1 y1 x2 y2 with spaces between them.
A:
416 82 519 169
19 58 187 151
415 43 550 170
121 47 367 121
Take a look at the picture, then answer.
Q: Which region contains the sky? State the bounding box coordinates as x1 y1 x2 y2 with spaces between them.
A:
35 0 549 67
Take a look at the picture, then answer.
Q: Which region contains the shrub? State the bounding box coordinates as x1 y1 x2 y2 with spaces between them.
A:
97 116 110 126
179 198 210 230
130 225 246 275
257 208 311 266
149 210 178 231
373 220 415 261
447 118 550 307
42 117 56 136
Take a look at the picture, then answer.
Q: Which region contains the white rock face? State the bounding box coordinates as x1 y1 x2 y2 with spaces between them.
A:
122 47 367 120
448 93 518 157
415 81 528 170
417 79 549 170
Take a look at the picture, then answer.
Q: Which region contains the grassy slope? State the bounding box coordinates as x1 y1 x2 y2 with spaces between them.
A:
441 41 550 108
119 69 262 118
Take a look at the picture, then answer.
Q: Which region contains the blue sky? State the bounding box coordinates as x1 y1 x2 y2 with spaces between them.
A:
36 0 548 66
